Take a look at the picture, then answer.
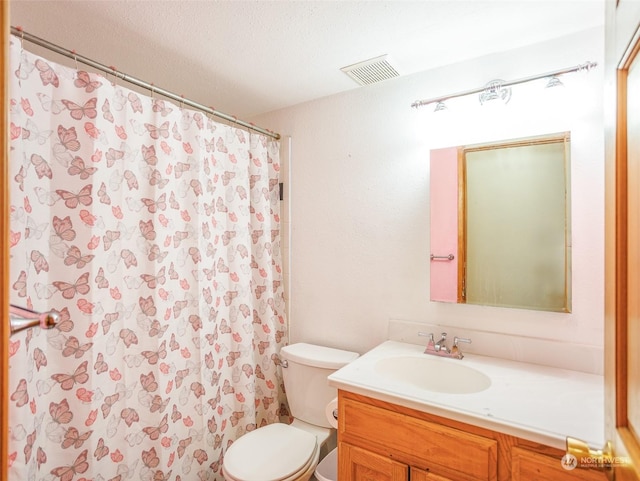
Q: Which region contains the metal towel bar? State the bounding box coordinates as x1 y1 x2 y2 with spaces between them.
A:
430 254 455 261
9 304 59 336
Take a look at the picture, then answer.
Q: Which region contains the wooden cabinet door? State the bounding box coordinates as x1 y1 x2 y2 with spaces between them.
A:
340 395 497 481
410 467 456 481
512 447 607 481
339 442 408 481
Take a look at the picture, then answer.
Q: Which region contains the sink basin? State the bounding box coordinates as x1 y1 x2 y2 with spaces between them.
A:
375 356 491 394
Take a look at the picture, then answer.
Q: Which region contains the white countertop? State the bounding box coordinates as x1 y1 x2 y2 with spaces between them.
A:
328 340 604 450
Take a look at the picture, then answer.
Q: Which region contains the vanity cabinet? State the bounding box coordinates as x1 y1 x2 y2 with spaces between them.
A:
340 443 408 481
410 469 458 481
338 391 497 481
511 447 606 481
339 443 454 481
337 391 607 481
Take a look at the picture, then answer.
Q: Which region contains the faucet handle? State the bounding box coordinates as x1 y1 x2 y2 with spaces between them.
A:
453 336 471 346
418 332 436 354
451 336 471 359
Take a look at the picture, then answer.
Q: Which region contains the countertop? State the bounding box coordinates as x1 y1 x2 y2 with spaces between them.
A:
328 340 604 450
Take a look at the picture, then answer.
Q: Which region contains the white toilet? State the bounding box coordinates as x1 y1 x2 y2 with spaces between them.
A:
222 343 359 481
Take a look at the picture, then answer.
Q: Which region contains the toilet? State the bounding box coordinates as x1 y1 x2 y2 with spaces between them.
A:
222 343 359 481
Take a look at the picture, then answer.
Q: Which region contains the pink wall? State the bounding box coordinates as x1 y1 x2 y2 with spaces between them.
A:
430 147 459 302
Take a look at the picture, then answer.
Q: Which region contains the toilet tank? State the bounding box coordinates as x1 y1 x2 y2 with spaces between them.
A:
280 343 358 428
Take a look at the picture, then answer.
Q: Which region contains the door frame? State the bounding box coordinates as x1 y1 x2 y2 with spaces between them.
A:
605 0 640 479
1 2 11 480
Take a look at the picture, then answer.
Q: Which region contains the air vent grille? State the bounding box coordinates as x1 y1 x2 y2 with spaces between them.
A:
341 55 399 86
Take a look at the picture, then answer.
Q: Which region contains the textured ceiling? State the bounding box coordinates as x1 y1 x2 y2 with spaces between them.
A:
10 0 604 120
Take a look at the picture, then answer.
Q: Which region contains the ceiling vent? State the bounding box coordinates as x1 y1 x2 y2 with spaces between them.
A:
341 55 399 86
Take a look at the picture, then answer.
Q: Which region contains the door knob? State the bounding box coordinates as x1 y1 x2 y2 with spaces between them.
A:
565 436 614 479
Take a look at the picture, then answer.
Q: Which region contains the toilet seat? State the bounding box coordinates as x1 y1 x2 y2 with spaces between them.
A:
223 423 319 481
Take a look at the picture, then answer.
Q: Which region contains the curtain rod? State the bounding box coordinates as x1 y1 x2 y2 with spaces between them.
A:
411 60 597 109
11 26 280 140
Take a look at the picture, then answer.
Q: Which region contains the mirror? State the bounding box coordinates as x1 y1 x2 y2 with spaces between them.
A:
430 132 571 312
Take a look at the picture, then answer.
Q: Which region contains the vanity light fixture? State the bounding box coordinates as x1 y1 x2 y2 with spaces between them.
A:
434 101 447 112
478 79 512 105
545 76 564 88
411 60 596 111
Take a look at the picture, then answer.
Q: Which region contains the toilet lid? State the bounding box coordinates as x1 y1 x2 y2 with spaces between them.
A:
224 423 317 481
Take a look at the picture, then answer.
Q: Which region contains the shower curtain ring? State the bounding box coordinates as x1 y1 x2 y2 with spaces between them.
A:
150 83 155 99
71 49 80 78
109 65 118 86
16 25 24 51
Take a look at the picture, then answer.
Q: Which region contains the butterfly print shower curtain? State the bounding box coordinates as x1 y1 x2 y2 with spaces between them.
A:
8 38 288 480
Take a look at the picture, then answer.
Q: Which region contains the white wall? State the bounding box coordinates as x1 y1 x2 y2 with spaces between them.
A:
253 28 605 372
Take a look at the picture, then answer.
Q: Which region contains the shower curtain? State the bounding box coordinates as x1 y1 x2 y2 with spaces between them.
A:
7 37 288 481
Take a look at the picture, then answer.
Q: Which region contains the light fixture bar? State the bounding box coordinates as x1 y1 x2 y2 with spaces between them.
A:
411 61 597 109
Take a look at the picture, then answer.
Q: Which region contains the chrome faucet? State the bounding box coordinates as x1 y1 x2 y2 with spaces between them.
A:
418 332 472 359
434 332 450 353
